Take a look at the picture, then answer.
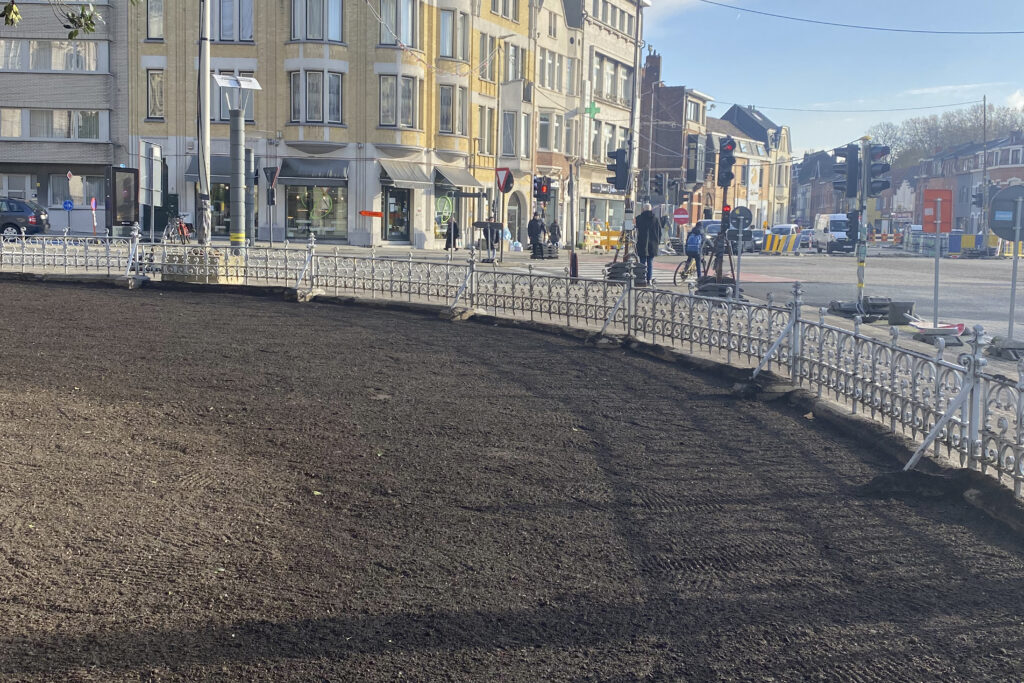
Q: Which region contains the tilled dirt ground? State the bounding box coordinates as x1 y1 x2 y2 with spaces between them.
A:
1 280 1024 681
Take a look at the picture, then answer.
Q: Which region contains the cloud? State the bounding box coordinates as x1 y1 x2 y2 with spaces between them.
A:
1009 90 1024 110
902 82 1008 96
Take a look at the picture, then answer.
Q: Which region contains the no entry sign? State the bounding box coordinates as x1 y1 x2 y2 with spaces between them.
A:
673 206 690 225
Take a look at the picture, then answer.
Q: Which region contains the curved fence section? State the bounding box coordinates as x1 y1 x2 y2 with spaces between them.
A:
0 236 1022 497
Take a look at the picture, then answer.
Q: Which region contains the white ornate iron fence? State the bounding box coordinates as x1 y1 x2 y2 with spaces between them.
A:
0 233 1020 496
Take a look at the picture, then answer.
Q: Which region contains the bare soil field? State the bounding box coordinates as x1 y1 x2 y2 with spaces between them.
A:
0 280 1023 681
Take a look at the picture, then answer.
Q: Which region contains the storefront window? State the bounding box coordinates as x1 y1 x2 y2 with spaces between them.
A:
608 199 624 228
285 185 348 240
433 186 459 239
382 186 411 241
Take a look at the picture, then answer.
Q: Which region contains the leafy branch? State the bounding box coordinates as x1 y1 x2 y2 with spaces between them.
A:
2 1 139 39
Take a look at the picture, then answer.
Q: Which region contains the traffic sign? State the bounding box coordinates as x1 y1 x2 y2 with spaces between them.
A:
66 171 73 181
672 206 690 225
990 185 1024 241
731 206 753 229
263 166 280 188
495 168 514 194
63 199 73 211
90 197 97 211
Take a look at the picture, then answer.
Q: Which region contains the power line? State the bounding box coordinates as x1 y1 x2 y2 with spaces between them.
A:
712 99 984 114
695 0 1024 35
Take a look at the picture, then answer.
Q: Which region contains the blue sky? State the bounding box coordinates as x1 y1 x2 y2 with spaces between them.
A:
644 0 1024 155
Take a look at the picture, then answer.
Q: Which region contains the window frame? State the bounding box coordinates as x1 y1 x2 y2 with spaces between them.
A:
217 0 254 42
306 70 324 122
380 0 417 47
501 110 517 157
327 72 343 124
379 75 397 126
147 0 164 40
146 69 165 120
439 83 454 133
537 111 551 150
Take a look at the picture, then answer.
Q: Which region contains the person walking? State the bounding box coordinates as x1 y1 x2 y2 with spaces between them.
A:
527 212 546 259
548 219 562 249
683 225 704 279
444 216 460 251
633 203 660 285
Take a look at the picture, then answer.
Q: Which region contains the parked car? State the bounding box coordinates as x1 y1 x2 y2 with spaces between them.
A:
0 197 49 236
809 213 854 254
798 231 811 249
749 229 766 252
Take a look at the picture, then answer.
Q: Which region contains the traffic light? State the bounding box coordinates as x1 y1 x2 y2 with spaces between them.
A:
866 144 891 197
721 203 732 231
972 190 984 207
533 176 551 202
833 144 860 199
652 173 665 196
267 187 276 206
846 210 860 242
717 136 736 188
606 148 628 190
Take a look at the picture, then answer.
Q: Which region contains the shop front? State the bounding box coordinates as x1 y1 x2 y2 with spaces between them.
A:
184 156 233 238
434 166 483 248
379 160 431 245
584 181 626 231
279 158 349 241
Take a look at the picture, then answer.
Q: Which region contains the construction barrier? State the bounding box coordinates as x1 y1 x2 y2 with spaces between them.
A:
960 234 1000 251
763 233 799 254
1000 240 1024 257
584 229 621 253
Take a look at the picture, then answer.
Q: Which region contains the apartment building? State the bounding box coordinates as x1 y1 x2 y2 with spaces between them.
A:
130 0 542 247
576 0 642 234
0 1 130 232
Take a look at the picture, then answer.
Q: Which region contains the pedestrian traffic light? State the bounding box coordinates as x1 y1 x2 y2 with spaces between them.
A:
846 210 860 242
606 148 628 191
833 144 860 199
717 137 736 188
652 173 665 196
866 144 891 197
721 204 731 230
533 176 551 202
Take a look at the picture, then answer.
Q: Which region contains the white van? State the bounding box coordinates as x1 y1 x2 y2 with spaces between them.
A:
810 213 854 254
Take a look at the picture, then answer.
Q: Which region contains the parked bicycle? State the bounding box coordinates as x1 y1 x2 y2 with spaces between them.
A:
162 214 192 244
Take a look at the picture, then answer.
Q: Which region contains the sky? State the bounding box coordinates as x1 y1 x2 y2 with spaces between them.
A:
644 0 1024 156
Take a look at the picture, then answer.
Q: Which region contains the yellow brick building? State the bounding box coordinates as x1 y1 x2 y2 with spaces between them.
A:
128 0 545 247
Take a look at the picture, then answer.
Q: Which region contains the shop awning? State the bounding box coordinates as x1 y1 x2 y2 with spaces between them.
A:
379 159 432 189
184 156 233 183
434 166 483 188
279 158 349 186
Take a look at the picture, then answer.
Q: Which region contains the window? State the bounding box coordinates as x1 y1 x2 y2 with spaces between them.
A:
0 40 23 69
548 10 557 36
478 105 494 155
478 34 496 80
604 60 614 99
591 120 601 159
147 0 164 39
501 111 516 156
601 1 608 23
687 101 700 122
458 13 468 60
546 50 556 91
77 111 99 139
566 57 576 95
537 49 547 88
538 112 551 149
380 75 416 127
0 108 21 137
603 124 614 154
553 114 563 152
147 70 165 119
380 0 416 46
440 10 454 57
327 72 343 123
626 13 633 35
290 73 301 121
618 66 629 102
218 0 254 41
506 43 523 82
439 84 454 133
556 54 564 91
492 0 517 20
520 113 530 159
1013 149 1021 165
592 0 598 17
457 86 467 135
306 0 324 39
48 174 104 209
565 119 575 154
25 40 100 72
592 55 602 95
306 71 323 121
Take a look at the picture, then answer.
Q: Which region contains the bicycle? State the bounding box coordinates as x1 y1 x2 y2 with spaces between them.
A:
673 256 699 286
162 214 192 244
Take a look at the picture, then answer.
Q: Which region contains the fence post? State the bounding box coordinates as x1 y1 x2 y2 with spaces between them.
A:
966 325 986 472
468 250 477 307
408 251 413 302
789 281 803 385
626 269 635 336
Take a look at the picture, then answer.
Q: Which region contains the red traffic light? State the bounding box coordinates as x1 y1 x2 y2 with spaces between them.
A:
723 204 731 212
540 182 549 192
722 140 736 153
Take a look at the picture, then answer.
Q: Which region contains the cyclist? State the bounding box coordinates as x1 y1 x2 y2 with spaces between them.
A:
682 226 704 279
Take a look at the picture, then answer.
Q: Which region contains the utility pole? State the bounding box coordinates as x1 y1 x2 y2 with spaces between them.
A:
198 0 211 245
857 136 869 309
625 0 644 204
981 94 990 253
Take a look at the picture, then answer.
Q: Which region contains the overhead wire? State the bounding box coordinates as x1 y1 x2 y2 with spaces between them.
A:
694 0 1024 35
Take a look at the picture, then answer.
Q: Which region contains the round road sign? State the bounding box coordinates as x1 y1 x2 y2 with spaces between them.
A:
672 206 689 225
63 199 73 211
990 185 1024 241
731 206 753 230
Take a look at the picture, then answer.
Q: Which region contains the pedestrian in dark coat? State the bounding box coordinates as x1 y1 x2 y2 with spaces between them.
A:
548 220 562 248
444 217 460 251
634 203 661 285
527 212 546 258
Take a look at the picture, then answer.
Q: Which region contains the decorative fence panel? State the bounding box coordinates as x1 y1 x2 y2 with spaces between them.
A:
1 239 1022 497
